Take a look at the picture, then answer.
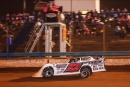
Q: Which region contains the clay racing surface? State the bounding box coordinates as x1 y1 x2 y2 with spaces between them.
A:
0 66 130 87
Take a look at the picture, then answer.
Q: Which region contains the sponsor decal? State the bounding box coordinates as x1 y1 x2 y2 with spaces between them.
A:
57 71 63 74
46 13 57 18
56 69 65 74
93 65 98 70
65 63 82 72
99 66 104 69
89 61 103 65
56 64 67 68
57 68 60 70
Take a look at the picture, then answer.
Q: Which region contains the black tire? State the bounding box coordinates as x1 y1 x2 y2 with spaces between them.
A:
80 68 90 78
88 68 93 75
42 67 54 78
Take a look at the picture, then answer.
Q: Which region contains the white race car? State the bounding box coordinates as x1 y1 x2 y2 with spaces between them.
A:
32 56 106 78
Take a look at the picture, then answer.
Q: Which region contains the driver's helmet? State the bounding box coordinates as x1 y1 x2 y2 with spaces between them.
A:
74 58 80 62
96 55 103 60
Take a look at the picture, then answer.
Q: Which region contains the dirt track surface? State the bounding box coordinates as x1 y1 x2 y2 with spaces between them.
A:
0 66 130 87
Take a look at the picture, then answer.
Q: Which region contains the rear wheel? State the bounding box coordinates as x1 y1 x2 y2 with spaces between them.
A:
80 68 90 78
42 67 54 78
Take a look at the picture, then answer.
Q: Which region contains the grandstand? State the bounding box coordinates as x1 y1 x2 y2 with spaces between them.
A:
1 1 130 53
0 21 130 53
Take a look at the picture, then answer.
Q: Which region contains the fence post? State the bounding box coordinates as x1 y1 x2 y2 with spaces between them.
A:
69 25 72 53
103 25 106 51
6 26 9 54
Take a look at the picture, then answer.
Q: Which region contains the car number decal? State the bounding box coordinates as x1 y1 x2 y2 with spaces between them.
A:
65 63 82 72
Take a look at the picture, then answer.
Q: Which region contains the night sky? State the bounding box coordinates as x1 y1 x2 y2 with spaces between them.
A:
0 0 130 15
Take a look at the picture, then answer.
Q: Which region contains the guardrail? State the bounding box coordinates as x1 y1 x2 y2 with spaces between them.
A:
0 51 130 57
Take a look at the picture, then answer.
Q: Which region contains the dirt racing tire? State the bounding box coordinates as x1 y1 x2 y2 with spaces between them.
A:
88 68 93 75
80 68 90 78
42 67 54 78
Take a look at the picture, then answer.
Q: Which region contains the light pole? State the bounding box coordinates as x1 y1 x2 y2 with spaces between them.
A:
23 0 26 16
70 0 72 12
69 0 73 52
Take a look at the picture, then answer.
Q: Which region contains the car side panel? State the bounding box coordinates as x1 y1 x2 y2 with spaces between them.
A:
53 63 83 75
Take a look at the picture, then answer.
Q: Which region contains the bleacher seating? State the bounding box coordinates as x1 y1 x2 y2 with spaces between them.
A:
1 23 130 53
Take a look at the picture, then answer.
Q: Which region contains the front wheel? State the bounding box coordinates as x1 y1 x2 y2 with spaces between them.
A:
80 68 90 78
42 67 54 78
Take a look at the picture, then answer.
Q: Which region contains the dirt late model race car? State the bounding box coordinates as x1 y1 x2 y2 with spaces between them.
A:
32 56 106 78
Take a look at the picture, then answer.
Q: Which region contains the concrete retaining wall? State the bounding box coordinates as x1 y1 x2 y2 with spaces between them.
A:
0 58 130 68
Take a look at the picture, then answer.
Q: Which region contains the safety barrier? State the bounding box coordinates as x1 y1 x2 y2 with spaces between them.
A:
0 51 130 57
0 52 130 67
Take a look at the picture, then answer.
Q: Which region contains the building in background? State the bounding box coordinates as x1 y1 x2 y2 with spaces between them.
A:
54 0 100 13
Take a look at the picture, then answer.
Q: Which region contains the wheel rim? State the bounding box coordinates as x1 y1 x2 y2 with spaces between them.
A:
81 71 87 77
44 69 53 77
45 71 51 77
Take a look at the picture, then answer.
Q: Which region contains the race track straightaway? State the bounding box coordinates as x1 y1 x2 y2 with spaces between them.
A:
0 66 130 87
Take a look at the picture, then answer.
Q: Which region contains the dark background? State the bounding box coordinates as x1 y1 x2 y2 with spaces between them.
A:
0 0 130 15
101 0 130 11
